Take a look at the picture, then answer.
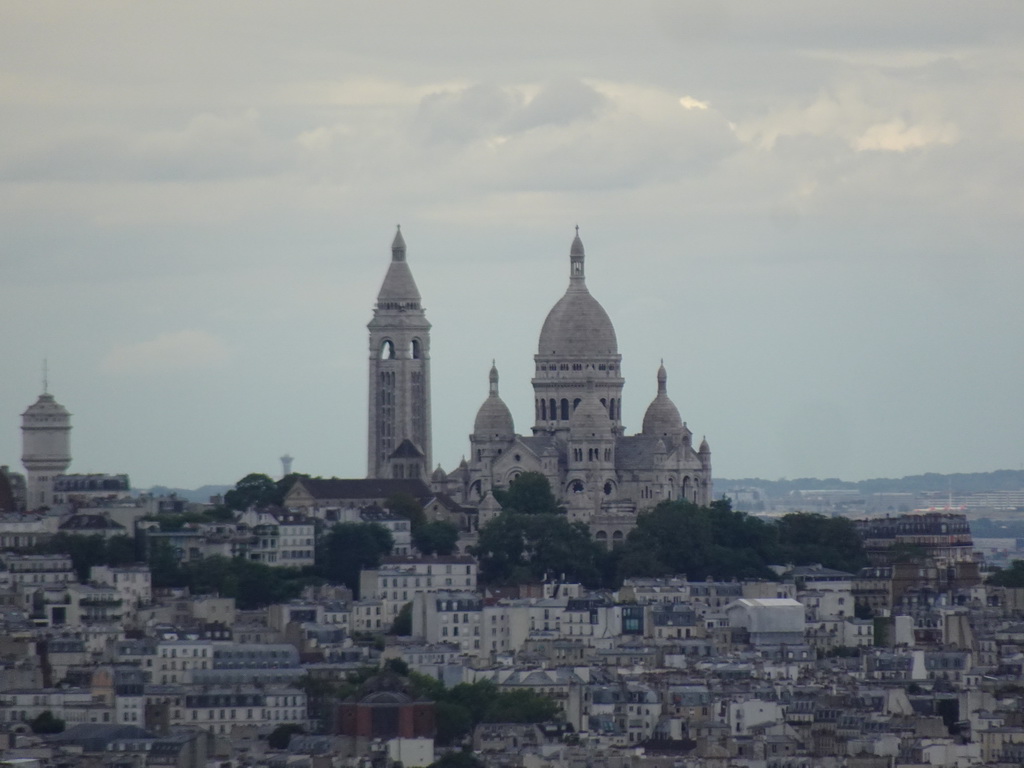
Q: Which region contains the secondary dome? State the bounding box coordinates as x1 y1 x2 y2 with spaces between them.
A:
22 392 70 419
642 363 683 437
473 363 515 438
537 232 618 357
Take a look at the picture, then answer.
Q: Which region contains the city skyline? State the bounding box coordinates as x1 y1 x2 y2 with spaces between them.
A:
2 2 1023 488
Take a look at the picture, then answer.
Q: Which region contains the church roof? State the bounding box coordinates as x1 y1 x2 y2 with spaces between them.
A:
389 439 425 459
569 380 613 437
292 478 431 502
537 232 617 357
516 433 560 458
642 363 684 437
376 226 422 305
615 435 672 470
474 363 515 438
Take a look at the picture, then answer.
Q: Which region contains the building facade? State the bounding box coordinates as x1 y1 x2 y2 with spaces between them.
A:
431 231 713 536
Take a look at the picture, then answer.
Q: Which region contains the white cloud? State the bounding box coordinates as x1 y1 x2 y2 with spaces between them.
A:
853 118 959 151
101 330 228 375
679 95 709 110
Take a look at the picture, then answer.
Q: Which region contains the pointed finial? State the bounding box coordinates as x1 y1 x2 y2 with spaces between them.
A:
391 225 406 261
570 226 585 276
489 360 499 395
42 359 48 394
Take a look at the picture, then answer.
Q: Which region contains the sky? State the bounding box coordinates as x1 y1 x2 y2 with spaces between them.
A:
2 1 1023 490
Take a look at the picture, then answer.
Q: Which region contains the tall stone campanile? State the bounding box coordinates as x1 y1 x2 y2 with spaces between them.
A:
21 387 72 510
367 226 432 480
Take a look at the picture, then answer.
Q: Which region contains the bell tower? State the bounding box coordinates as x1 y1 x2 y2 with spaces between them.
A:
366 226 432 479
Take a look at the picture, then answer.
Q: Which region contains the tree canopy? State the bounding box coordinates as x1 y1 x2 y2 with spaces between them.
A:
413 520 460 556
316 522 394 596
613 500 868 583
988 560 1024 588
408 678 560 745
34 533 139 581
473 512 601 586
386 493 428 531
493 472 562 515
224 473 280 511
148 552 315 609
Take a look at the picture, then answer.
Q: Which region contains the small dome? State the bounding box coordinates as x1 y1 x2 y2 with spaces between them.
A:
570 380 613 437
431 464 447 482
699 436 711 454
23 392 69 415
473 363 515 438
642 363 683 437
537 232 618 357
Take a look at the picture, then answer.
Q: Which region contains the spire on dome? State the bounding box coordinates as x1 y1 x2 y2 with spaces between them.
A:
657 360 667 394
489 360 499 396
570 226 585 280
391 225 406 262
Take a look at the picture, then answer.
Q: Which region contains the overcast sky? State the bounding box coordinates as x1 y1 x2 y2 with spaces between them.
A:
2 1 1022 490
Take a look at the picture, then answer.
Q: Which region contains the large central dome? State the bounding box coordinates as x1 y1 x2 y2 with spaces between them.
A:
537 232 618 357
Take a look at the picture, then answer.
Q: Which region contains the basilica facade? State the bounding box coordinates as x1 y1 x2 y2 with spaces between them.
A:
366 228 712 541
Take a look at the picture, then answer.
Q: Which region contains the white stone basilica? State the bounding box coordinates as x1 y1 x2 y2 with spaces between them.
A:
367 228 712 541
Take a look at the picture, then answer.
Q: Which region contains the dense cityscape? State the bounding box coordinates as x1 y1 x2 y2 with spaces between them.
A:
3 230 1024 768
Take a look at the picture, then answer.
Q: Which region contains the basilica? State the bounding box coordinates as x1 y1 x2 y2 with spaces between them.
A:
366 227 712 541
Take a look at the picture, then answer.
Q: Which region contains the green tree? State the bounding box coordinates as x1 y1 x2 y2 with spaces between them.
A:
383 658 410 676
386 493 427 531
988 560 1024 587
432 703 474 746
30 710 65 734
176 556 311 610
316 522 394 595
474 512 600 586
484 688 561 723
493 472 561 515
225 473 280 511
776 512 867 572
413 521 459 556
618 499 777 582
105 535 139 566
267 723 305 749
148 539 186 589
389 602 413 635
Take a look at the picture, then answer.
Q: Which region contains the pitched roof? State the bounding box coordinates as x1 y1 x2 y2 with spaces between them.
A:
292 478 431 502
389 439 425 459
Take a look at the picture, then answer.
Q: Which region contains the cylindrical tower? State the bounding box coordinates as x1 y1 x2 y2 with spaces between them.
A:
21 391 72 510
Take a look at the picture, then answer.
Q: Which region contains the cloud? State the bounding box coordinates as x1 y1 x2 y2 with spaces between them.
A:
679 96 709 110
0 111 284 183
101 330 228 375
853 118 959 151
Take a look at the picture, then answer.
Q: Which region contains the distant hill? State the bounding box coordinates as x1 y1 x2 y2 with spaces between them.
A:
717 470 1024 496
145 485 233 503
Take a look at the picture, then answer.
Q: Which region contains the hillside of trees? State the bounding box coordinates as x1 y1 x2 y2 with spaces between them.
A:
718 469 1024 496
